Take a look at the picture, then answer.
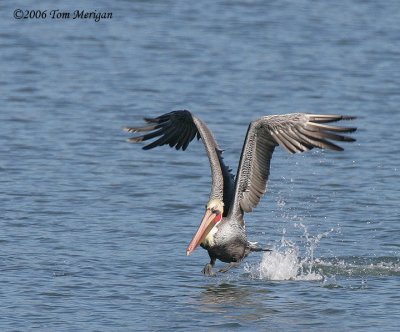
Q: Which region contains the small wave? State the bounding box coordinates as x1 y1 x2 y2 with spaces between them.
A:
315 257 400 277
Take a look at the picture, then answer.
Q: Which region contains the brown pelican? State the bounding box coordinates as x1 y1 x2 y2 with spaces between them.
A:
124 110 356 276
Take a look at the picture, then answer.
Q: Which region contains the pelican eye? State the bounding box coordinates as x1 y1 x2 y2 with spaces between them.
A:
212 209 221 215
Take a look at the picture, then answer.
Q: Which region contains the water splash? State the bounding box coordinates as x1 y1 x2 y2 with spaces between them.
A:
245 224 400 281
245 225 334 281
245 248 321 281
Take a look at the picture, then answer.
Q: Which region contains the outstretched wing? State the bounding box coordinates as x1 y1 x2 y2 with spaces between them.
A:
124 110 234 207
227 113 357 220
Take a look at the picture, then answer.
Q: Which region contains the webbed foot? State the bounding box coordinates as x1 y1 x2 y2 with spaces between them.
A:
202 263 216 276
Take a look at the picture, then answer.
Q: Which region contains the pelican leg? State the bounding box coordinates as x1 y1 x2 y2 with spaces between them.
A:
218 262 241 273
202 256 216 276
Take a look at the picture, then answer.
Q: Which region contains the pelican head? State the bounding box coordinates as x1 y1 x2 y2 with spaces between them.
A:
186 199 224 256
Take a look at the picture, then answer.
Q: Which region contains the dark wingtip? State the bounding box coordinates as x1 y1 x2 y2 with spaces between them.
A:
143 117 159 123
342 115 357 120
343 126 358 133
125 110 199 151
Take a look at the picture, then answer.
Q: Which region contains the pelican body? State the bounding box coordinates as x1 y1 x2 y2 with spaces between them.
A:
125 110 356 276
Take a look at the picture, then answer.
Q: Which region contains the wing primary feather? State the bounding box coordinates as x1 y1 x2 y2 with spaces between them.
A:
175 123 190 150
182 127 197 151
123 124 160 133
270 131 296 153
296 127 344 151
126 127 166 143
144 113 170 124
278 130 306 152
308 114 356 123
310 129 356 142
306 122 357 133
166 122 182 148
287 128 313 151
142 126 178 150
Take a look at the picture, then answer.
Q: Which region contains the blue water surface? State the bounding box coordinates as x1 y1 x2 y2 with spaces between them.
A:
1 1 399 331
